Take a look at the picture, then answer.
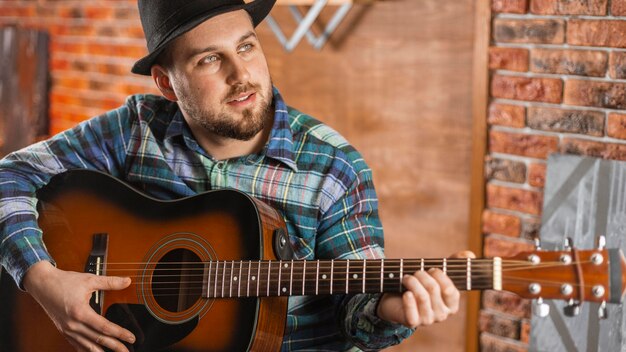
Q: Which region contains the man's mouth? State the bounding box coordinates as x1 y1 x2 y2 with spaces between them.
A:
228 92 255 105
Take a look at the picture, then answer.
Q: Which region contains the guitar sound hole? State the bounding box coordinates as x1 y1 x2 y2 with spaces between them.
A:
152 248 203 313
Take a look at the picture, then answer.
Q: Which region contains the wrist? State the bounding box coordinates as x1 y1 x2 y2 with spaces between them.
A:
23 260 55 293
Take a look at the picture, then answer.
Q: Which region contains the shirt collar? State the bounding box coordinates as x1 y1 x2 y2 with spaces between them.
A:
164 87 298 172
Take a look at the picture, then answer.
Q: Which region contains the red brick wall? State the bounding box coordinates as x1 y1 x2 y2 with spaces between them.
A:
483 0 626 350
0 0 158 134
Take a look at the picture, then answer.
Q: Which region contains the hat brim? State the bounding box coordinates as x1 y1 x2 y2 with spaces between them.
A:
131 0 275 76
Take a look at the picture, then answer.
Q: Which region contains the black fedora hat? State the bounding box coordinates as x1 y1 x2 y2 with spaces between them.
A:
132 0 276 75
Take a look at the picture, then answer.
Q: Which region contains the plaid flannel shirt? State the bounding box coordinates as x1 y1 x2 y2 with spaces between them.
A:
0 88 413 351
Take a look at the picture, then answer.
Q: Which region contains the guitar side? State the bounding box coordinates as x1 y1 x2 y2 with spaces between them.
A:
0 170 289 352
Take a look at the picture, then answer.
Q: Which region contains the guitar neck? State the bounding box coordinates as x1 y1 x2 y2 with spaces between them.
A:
201 258 498 298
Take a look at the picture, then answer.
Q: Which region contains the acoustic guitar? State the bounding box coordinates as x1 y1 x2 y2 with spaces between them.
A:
0 170 624 351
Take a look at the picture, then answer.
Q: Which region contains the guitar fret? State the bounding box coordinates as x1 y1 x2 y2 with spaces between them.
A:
330 260 334 295
229 260 234 298
302 260 306 295
362 260 366 293
221 261 225 298
420 258 424 271
214 261 219 298
380 259 384 292
256 261 260 297
289 259 294 296
278 260 283 296
315 260 319 295
247 260 251 297
238 261 242 297
267 261 271 297
207 261 212 298
467 257 471 290
399 259 404 291
345 259 349 294
443 258 447 275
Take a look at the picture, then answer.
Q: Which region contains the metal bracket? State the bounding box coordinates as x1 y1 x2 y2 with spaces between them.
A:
266 0 353 51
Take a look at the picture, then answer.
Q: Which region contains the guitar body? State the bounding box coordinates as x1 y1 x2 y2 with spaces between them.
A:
0 170 290 352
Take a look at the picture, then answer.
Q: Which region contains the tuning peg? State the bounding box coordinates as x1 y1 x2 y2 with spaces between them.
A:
533 297 550 318
596 235 606 250
563 299 580 317
533 237 542 250
598 301 608 320
563 237 573 251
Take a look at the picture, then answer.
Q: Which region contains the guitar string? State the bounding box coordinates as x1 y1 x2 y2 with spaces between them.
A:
95 260 593 272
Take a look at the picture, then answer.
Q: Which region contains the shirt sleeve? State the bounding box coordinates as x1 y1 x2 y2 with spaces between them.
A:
0 106 133 289
315 156 414 350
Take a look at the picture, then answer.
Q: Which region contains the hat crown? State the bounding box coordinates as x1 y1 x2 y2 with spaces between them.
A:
138 0 245 51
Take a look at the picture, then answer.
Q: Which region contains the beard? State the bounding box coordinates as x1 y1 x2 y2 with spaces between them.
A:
180 82 274 141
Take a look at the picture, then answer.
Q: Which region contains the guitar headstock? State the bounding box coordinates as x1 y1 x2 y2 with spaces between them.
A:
499 247 626 306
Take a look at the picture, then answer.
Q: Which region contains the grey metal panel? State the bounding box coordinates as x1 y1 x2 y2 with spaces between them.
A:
530 154 626 352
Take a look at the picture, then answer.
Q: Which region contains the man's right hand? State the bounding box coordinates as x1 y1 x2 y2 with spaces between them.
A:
23 261 136 352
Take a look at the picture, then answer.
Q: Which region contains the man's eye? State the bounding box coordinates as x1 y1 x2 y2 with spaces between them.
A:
202 55 219 64
239 44 253 53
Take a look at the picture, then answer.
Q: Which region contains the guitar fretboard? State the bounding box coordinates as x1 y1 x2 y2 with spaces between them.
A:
201 258 497 298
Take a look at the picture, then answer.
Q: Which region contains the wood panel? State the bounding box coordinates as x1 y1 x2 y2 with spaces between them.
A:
0 27 49 157
257 1 476 350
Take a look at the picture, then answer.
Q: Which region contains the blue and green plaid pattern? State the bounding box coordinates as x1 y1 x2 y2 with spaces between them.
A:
0 89 412 351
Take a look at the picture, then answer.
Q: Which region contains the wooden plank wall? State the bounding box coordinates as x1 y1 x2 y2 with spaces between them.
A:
0 27 49 156
257 1 476 350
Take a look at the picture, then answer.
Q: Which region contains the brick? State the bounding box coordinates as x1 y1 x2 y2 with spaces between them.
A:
480 333 528 352
479 310 522 339
50 40 148 59
520 319 531 344
526 107 604 136
530 0 608 15
568 20 626 48
527 163 546 188
564 80 626 110
520 216 541 240
491 75 562 103
607 113 626 140
482 209 522 237
609 51 626 79
492 0 528 13
493 18 565 44
51 57 131 76
488 103 526 128
489 130 559 159
486 184 544 215
561 137 626 161
483 235 534 258
482 290 532 318
611 0 626 15
485 157 527 183
50 90 122 111
489 47 529 72
530 49 607 77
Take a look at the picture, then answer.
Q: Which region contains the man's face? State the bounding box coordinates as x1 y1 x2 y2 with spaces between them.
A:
162 10 273 141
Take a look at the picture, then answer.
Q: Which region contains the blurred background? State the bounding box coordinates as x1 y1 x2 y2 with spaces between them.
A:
2 0 626 351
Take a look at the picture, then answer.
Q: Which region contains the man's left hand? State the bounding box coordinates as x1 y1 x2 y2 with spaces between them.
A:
376 250 475 328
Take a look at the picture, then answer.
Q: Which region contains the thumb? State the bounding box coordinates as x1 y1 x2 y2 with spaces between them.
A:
96 275 132 291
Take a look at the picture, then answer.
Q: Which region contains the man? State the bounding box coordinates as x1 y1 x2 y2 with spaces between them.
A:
0 1 467 351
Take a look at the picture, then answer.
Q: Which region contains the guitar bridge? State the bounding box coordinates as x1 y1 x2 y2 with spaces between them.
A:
85 233 109 314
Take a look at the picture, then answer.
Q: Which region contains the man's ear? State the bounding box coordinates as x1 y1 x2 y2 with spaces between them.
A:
151 65 178 101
